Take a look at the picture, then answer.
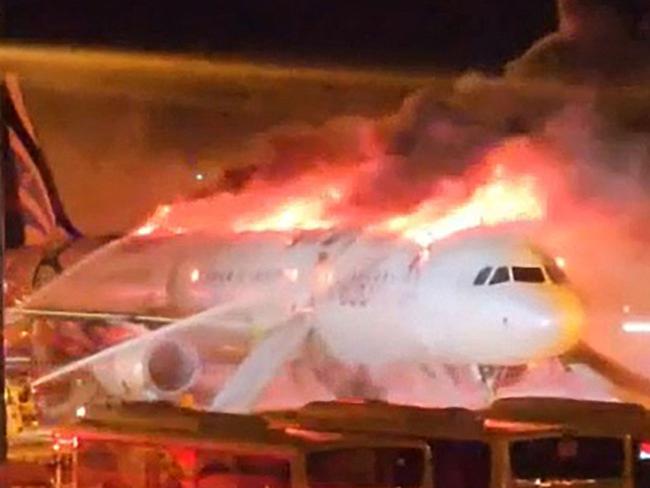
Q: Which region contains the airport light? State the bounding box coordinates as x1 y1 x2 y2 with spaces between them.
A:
75 405 87 418
639 442 650 460
622 321 650 333
190 268 200 283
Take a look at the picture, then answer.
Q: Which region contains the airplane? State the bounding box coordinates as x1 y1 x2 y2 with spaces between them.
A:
1 91 646 411
15 225 598 413
7 73 650 415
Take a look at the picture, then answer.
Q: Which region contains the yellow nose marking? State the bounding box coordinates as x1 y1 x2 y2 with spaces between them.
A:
551 288 585 350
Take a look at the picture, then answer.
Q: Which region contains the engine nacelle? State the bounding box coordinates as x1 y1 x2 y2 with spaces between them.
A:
92 339 201 401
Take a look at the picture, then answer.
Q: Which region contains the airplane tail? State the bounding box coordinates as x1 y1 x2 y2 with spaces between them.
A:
1 74 81 249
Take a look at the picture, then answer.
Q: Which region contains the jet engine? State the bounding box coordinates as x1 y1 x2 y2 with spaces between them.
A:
91 339 201 401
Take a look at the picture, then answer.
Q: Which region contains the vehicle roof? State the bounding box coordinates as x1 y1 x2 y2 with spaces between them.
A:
263 398 648 440
263 401 486 439
487 397 647 437
54 402 428 453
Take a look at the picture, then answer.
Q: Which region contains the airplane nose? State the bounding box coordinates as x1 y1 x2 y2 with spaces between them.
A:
508 289 584 358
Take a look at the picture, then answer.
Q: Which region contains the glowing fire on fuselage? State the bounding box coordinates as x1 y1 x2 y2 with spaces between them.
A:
134 204 187 237
132 159 547 247
375 172 545 247
232 196 337 233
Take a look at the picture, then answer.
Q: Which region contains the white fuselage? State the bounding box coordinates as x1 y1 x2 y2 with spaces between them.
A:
160 230 584 366
26 230 585 369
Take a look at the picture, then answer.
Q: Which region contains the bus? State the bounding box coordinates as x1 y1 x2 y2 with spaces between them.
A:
50 401 433 488
264 398 646 488
487 397 644 488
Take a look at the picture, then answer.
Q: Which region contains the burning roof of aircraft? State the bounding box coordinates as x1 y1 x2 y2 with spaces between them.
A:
133 141 550 248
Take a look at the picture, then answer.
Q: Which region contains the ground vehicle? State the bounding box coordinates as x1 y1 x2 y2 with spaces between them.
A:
5 379 38 436
264 401 494 488
264 398 646 488
488 398 643 488
50 401 433 488
604 405 650 488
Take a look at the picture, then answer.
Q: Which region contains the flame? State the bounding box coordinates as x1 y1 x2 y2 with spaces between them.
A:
375 170 546 247
131 144 549 246
190 269 201 283
233 196 337 233
134 204 186 236
230 174 349 233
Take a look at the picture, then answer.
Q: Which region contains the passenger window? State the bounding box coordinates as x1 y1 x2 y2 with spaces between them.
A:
473 267 493 286
512 267 545 283
489 266 509 285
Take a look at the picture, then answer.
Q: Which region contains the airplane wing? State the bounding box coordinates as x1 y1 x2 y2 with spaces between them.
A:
30 235 399 412
209 314 313 412
206 247 400 412
7 307 176 326
31 300 316 413
561 341 650 405
30 299 256 387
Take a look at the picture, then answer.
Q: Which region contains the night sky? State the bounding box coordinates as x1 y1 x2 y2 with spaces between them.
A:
5 1 558 71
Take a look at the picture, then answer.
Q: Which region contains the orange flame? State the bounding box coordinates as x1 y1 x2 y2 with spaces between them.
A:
232 195 337 233
375 171 545 247
134 204 187 237
132 142 549 246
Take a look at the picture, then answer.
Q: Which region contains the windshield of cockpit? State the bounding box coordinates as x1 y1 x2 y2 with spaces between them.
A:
473 260 568 286
509 436 625 481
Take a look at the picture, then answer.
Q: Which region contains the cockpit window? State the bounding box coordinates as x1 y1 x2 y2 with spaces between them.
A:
545 261 568 284
512 266 545 283
489 266 510 285
473 267 493 286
